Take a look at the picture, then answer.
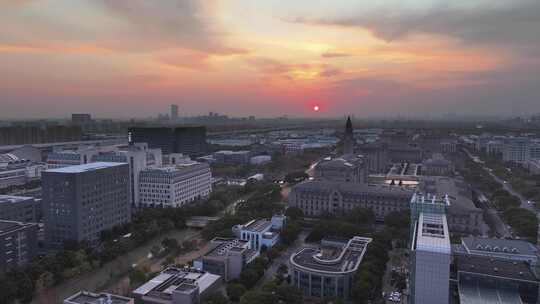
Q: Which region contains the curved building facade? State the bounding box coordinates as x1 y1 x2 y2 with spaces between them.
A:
289 236 372 300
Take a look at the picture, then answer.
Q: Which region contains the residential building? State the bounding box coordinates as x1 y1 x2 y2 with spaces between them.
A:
409 194 451 304
133 267 221 304
0 195 40 222
139 162 212 208
289 236 372 300
0 220 38 271
42 162 130 248
128 126 207 156
193 238 259 281
64 291 133 304
232 215 286 251
213 150 251 165
289 181 413 220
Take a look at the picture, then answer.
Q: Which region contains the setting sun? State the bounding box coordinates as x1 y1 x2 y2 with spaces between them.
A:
314 105 320 112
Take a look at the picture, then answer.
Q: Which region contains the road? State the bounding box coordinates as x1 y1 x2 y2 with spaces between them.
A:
477 192 512 238
33 229 200 303
463 148 534 212
256 230 310 287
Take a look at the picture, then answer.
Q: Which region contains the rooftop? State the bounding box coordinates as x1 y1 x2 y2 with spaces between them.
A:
290 236 372 274
133 267 220 300
414 212 451 254
205 238 249 257
462 236 538 257
64 291 133 304
456 255 539 282
242 219 272 233
0 195 34 204
292 180 413 197
419 176 480 212
0 220 35 234
458 278 522 304
45 162 126 173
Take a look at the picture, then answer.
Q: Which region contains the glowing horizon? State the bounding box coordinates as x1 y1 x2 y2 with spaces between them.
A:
1 0 539 119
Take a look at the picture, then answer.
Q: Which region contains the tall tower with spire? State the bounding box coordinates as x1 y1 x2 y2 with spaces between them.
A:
343 116 354 155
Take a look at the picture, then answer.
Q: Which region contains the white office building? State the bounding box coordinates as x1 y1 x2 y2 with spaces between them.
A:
139 162 212 208
232 215 286 251
410 195 451 304
502 137 531 163
92 143 162 207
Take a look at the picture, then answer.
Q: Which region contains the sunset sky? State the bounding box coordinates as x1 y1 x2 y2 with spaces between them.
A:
1 0 539 118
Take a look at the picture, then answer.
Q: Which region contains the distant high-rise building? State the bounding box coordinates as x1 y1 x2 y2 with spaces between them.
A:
0 126 82 145
42 162 130 248
71 114 92 125
128 126 207 156
170 104 179 121
343 116 354 155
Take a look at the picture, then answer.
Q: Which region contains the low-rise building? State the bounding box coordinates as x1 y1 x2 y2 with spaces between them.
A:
314 155 367 184
193 238 259 281
133 267 221 304
289 236 372 300
419 176 485 235
0 195 40 222
455 255 539 304
289 181 412 220
0 220 38 271
455 236 539 266
0 159 46 189
422 153 454 176
139 162 212 208
232 215 286 251
249 155 271 165
64 291 134 304
213 150 251 165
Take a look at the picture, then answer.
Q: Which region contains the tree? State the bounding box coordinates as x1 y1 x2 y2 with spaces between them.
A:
226 283 247 301
129 269 147 287
161 238 179 252
239 269 260 289
285 207 303 220
280 221 301 245
203 292 230 304
150 245 162 258
239 291 276 304
346 207 375 226
276 263 288 282
275 285 303 304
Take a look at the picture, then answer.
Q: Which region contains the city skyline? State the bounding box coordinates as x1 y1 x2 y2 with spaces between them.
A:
1 0 540 118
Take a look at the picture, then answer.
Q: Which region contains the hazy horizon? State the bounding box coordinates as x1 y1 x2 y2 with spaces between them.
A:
1 1 540 119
